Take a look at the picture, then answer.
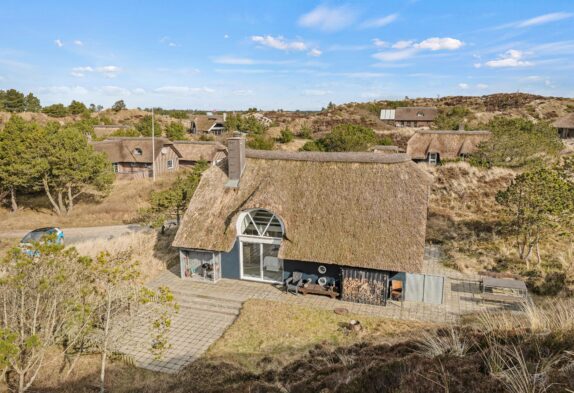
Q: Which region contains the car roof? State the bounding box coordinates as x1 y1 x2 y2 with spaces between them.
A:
31 227 60 232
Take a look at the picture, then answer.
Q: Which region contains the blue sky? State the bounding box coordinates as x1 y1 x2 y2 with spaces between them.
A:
1 0 573 110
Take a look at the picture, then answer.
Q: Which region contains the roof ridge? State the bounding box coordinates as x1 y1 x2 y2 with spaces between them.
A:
415 130 491 135
245 149 411 164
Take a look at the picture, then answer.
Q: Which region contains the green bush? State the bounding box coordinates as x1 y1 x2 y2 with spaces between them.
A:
247 135 275 150
298 126 313 139
470 117 563 168
278 128 294 144
318 124 377 152
165 122 186 140
135 115 162 137
300 141 324 152
433 106 471 130
42 104 69 117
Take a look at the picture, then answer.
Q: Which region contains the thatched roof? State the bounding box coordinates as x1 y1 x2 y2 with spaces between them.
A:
92 137 181 163
172 141 226 162
553 113 574 128
93 124 130 138
407 130 491 160
193 115 225 132
370 145 404 154
395 107 438 122
173 150 432 273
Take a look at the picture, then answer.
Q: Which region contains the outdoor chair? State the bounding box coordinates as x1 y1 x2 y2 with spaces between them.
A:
391 280 403 301
285 271 310 295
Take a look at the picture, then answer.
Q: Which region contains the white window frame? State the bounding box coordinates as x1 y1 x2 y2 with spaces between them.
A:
167 159 175 169
428 152 438 164
236 209 284 283
112 163 119 173
134 148 143 156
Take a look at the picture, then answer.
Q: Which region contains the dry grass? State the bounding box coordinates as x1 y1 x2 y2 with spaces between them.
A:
416 327 470 358
0 175 178 230
73 230 178 282
206 299 432 371
469 299 574 334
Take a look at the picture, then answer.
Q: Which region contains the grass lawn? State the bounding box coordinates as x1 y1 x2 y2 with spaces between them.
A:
206 299 432 371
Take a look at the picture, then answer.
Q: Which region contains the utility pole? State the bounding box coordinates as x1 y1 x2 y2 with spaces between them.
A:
152 107 156 182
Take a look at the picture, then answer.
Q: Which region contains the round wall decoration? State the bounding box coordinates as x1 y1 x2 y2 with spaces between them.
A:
318 265 327 274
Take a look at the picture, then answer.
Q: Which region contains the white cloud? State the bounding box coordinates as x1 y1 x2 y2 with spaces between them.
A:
360 13 398 28
224 34 229 39
96 65 121 77
154 86 215 95
374 37 463 62
70 66 94 77
232 89 254 96
458 83 469 89
251 35 307 51
298 5 357 32
39 86 88 95
168 42 177 47
308 48 322 57
373 48 418 61
101 86 131 96
54 39 63 48
73 40 83 46
517 12 573 28
372 39 388 48
132 88 146 95
477 83 488 89
302 89 331 96
483 50 533 68
392 40 414 49
213 56 255 65
473 63 482 69
415 37 464 51
70 65 121 78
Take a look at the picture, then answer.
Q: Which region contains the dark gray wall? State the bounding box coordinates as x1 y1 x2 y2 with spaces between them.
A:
283 260 340 287
221 240 240 279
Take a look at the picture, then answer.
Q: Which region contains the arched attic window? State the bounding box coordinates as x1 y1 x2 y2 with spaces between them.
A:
239 209 284 238
134 148 143 155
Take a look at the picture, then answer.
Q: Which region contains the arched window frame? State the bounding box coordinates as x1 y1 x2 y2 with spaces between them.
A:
237 209 285 240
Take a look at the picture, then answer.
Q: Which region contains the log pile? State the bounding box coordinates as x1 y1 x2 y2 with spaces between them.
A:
341 268 388 306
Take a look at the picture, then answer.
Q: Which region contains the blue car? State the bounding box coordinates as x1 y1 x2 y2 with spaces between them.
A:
19 227 64 256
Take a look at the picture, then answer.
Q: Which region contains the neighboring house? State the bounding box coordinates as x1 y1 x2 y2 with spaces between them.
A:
406 130 491 165
381 107 438 128
370 145 404 154
191 113 226 135
172 136 443 306
92 137 181 179
554 113 574 139
93 124 130 138
172 141 227 167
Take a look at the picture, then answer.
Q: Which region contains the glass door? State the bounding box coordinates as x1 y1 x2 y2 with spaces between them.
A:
241 242 261 280
241 241 283 283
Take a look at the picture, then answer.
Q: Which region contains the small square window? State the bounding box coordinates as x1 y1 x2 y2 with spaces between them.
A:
112 163 119 173
167 160 175 169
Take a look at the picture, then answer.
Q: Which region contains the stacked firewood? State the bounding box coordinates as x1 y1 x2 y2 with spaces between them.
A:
342 276 386 305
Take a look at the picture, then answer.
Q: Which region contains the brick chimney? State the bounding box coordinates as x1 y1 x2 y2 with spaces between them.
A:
225 134 245 188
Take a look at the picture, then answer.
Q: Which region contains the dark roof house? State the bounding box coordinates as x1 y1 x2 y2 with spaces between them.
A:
92 137 182 179
172 136 437 306
381 107 438 128
406 130 491 164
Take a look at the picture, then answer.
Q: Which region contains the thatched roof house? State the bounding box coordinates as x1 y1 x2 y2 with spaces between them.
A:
172 141 227 166
406 130 491 164
370 145 404 154
92 137 182 179
173 136 432 293
191 114 226 135
553 113 574 138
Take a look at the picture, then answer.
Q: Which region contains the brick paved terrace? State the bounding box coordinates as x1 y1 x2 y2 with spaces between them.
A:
120 247 517 373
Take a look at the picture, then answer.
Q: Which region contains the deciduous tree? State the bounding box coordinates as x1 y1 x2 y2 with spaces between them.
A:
39 125 114 215
496 167 574 268
111 100 126 112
